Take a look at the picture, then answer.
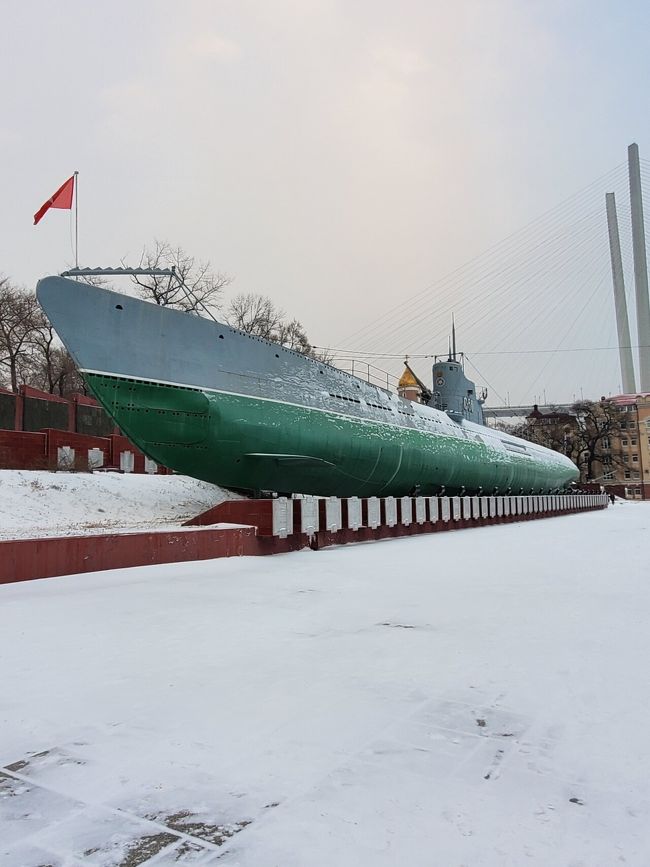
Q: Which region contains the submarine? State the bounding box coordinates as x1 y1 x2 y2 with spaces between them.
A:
36 275 579 497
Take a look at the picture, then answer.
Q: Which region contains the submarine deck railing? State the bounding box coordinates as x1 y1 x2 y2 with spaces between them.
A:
332 358 399 391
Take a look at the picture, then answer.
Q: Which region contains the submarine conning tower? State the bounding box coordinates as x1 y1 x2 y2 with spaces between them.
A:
427 318 486 425
429 354 486 425
397 345 487 425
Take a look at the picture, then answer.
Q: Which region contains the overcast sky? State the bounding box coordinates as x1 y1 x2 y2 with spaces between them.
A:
3 1 650 404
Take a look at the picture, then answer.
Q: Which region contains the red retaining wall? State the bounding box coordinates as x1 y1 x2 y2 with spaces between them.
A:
185 499 276 533
0 527 278 584
110 434 146 473
0 496 608 586
1 386 167 473
20 385 69 402
44 429 112 471
0 429 168 473
12 385 103 433
0 430 48 470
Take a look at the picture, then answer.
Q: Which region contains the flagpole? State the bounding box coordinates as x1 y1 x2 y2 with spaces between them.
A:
74 170 79 268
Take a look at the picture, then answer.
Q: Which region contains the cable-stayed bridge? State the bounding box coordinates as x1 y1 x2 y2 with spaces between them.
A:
483 403 573 420
327 146 650 408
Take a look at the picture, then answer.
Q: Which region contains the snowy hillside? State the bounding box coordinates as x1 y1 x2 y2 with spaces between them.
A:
1 503 649 865
0 470 241 539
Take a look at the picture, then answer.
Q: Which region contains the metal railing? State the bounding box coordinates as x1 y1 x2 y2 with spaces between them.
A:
332 358 399 391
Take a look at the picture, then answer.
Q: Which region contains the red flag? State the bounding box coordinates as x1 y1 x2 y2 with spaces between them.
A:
33 175 75 225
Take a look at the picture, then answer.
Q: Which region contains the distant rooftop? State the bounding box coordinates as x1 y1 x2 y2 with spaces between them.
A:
607 393 650 405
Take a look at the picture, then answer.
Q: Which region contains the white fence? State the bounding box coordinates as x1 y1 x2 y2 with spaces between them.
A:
270 493 608 537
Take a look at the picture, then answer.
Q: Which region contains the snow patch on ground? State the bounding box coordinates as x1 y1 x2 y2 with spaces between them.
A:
1 503 649 864
0 470 241 539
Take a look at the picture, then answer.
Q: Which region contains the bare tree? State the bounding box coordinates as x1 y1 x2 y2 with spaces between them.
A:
27 313 57 392
129 240 231 315
276 318 312 355
0 279 42 392
226 292 284 339
77 271 111 290
225 292 329 361
515 400 625 482
27 316 86 396
570 399 625 482
510 409 581 464
47 346 86 396
310 346 335 364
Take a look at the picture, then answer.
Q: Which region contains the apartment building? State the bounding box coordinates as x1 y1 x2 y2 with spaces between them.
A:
599 393 650 499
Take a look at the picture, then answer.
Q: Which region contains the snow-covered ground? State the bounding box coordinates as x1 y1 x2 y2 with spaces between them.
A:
0 470 240 539
1 503 649 865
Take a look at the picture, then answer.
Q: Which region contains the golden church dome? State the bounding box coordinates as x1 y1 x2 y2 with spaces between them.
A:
398 366 419 389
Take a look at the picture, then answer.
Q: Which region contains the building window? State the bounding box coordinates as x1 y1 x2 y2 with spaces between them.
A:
625 470 631 479
622 439 629 446
602 437 610 449
631 438 637 446
633 471 640 479
604 471 614 480
632 454 639 462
